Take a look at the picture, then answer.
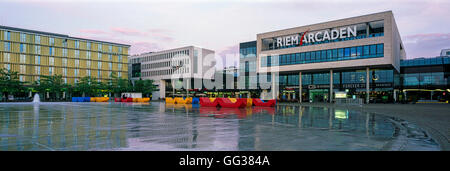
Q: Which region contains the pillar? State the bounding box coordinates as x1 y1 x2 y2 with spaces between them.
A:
299 72 302 103
186 78 190 97
160 80 166 99
272 72 277 100
330 70 333 103
366 67 370 104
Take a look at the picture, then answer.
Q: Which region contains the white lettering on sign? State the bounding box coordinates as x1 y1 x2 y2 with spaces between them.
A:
274 25 357 48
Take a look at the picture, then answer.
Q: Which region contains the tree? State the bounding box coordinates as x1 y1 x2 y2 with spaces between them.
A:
133 78 156 97
0 68 26 100
34 75 65 101
110 72 131 97
75 76 96 97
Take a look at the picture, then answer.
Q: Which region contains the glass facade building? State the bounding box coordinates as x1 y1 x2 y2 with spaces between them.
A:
247 11 409 103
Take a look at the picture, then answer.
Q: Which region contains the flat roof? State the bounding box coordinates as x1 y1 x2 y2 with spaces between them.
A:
0 25 130 47
257 10 392 36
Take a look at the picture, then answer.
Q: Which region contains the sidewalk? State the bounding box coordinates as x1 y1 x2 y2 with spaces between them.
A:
279 102 450 151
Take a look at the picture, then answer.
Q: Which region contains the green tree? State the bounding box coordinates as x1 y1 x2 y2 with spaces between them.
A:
34 75 65 101
0 68 26 101
133 78 156 97
75 76 96 97
110 72 131 97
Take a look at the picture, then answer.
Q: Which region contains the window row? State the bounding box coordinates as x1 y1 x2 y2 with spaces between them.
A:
279 70 394 86
141 58 190 70
261 44 384 67
240 47 257 58
142 67 190 77
2 31 124 52
140 50 190 63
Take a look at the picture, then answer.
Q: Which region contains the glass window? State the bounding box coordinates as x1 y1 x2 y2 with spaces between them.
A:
296 53 300 64
4 42 10 51
321 50 327 61
305 52 310 63
49 37 55 46
311 51 316 62
20 33 26 42
357 46 362 56
35 35 40 44
332 49 337 58
369 20 384 36
370 45 377 55
4 31 10 40
351 47 356 57
300 53 305 63
338 48 344 59
363 45 370 56
377 44 384 54
344 48 350 57
327 50 332 60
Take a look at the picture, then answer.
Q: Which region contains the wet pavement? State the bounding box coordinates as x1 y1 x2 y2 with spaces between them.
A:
0 102 441 151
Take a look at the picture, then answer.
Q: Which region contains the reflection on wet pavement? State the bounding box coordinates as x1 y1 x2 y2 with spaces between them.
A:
0 102 440 151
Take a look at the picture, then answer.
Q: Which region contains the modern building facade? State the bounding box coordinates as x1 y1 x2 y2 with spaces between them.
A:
129 46 215 99
399 56 450 102
238 41 259 97
441 49 450 56
248 11 406 103
0 25 130 85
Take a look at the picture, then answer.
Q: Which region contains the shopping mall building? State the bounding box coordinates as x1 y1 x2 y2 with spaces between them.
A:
239 11 449 103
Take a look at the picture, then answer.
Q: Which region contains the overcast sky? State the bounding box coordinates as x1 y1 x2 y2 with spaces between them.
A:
1 0 449 68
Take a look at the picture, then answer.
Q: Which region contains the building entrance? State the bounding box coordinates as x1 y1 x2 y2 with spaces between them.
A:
309 89 329 102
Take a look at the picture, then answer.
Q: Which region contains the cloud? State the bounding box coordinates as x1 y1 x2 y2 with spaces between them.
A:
79 29 107 34
216 44 239 69
129 41 163 55
402 33 450 58
111 27 149 37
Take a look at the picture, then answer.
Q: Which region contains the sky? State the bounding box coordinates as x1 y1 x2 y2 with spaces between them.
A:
0 0 449 69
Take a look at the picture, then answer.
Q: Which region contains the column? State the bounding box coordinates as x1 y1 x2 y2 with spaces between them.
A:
172 79 175 97
186 78 190 97
330 70 333 103
272 72 277 100
299 72 302 103
366 67 370 104
160 80 166 99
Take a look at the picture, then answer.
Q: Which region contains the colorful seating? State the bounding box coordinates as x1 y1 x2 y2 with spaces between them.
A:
216 98 247 108
246 98 253 107
174 97 192 104
165 97 175 103
252 98 276 107
199 97 219 107
140 98 150 102
192 97 200 104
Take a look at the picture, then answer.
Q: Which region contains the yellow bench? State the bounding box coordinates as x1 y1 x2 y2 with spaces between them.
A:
165 97 175 103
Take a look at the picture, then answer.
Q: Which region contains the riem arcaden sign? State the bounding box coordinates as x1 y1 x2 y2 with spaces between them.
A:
276 25 357 48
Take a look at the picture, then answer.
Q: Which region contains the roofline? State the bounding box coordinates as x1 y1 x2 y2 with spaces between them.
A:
257 10 393 36
0 25 130 47
132 45 215 57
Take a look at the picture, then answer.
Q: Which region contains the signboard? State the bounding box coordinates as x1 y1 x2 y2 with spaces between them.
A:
335 91 347 98
276 25 357 48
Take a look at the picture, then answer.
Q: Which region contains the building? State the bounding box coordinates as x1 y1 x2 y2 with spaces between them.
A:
0 25 130 85
249 11 406 103
238 41 259 98
399 56 450 102
441 49 450 56
129 46 215 99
